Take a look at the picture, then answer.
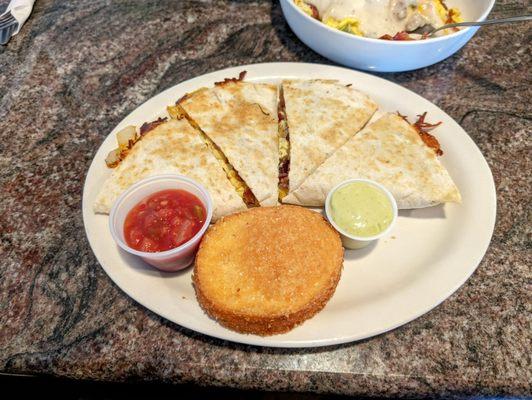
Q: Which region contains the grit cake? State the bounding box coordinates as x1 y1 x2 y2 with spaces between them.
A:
193 205 344 335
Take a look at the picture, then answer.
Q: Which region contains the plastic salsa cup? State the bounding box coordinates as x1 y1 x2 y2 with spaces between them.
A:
109 174 213 271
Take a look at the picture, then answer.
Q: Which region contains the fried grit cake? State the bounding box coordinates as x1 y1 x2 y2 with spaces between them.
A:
193 205 344 335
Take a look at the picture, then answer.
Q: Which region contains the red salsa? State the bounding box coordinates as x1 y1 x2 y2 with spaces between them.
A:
124 189 206 253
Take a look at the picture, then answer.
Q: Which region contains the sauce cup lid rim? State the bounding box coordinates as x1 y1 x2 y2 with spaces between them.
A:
325 178 398 242
109 174 213 259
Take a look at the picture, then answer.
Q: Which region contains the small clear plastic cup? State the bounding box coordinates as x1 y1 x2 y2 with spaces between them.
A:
325 179 398 250
109 174 213 271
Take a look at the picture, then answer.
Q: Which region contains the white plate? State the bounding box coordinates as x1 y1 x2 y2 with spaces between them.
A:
82 63 496 348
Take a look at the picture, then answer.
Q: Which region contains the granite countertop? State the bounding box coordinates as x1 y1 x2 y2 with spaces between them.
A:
1 0 530 397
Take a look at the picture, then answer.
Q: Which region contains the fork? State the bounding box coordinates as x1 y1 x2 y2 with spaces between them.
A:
422 15 532 37
0 10 19 45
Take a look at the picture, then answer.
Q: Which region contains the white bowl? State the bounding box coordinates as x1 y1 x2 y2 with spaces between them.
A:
325 179 398 249
280 0 495 72
109 174 213 272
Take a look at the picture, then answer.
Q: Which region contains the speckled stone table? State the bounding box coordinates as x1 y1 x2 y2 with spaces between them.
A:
1 0 530 398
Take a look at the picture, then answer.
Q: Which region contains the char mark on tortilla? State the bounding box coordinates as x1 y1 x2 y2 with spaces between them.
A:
139 117 167 135
214 71 247 87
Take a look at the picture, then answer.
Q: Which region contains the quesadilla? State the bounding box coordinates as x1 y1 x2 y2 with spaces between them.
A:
279 79 378 200
93 118 247 221
170 75 279 207
283 113 461 208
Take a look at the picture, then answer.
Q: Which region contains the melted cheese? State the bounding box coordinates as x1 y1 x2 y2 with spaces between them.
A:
279 120 289 160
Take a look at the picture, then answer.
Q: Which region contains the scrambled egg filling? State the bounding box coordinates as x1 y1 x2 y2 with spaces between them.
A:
323 17 363 35
279 136 289 162
425 1 461 23
167 104 257 205
279 121 289 161
294 0 315 16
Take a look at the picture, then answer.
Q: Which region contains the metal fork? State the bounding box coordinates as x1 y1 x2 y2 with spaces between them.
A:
0 10 18 45
422 15 532 37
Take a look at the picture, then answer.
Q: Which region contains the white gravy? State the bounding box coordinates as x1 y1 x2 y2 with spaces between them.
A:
308 0 444 38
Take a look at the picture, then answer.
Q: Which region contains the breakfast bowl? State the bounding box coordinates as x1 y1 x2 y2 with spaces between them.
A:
109 174 213 272
325 179 398 249
280 0 495 72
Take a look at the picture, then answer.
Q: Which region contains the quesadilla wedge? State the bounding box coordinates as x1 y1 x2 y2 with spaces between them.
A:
170 75 279 207
279 79 378 199
93 118 246 221
283 113 461 208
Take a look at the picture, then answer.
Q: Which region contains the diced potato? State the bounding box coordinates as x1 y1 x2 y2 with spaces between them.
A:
105 148 121 168
116 126 137 149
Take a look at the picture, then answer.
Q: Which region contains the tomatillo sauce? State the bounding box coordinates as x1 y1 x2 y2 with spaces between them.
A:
330 182 393 237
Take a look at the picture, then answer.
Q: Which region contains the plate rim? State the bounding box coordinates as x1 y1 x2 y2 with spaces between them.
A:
82 62 497 348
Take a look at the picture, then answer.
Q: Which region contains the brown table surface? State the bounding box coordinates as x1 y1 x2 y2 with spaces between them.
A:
1 0 530 397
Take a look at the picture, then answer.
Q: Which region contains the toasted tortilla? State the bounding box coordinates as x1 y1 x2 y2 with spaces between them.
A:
177 80 279 206
283 113 461 208
282 79 378 194
93 118 246 221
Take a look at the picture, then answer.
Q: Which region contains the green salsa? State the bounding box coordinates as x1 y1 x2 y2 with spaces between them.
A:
330 182 393 237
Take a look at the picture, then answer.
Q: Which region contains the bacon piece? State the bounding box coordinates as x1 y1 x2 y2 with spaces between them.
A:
413 112 443 156
445 9 460 31
278 158 290 192
243 188 260 207
308 4 319 20
380 31 414 41
413 112 442 133
417 130 443 155
278 170 289 192
396 111 411 124
279 159 289 175
396 111 443 156
446 8 455 23
277 86 290 197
